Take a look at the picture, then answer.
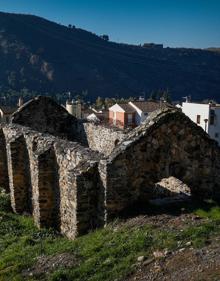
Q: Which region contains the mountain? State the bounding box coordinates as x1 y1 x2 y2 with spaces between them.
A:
0 11 220 101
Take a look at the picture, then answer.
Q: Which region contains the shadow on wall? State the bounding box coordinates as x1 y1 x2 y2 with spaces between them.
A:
75 120 89 147
103 109 220 222
37 148 61 231
9 136 32 214
0 130 9 192
11 96 78 141
105 174 192 221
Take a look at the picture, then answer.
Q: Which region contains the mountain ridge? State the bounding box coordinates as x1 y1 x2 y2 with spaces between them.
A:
0 11 220 101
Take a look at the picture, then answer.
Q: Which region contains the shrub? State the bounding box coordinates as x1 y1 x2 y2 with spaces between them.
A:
0 188 11 212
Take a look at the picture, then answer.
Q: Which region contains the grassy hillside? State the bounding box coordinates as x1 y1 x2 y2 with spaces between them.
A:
1 188 220 281
0 11 220 101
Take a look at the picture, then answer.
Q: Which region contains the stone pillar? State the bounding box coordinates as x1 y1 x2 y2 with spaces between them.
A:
8 136 32 213
75 163 104 235
36 148 60 229
60 163 104 240
0 129 9 192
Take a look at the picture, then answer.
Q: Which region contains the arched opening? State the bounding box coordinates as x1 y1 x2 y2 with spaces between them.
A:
0 129 9 192
9 136 32 213
37 148 60 230
104 112 220 219
169 161 186 179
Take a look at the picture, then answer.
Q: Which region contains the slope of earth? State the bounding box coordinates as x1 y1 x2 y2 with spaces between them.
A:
126 239 220 281
1 187 220 281
0 11 220 101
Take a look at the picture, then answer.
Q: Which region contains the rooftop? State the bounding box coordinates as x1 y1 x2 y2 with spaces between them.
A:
131 101 165 112
118 103 136 113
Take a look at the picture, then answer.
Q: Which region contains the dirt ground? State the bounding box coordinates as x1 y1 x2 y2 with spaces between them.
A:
125 212 220 281
23 207 220 281
126 238 220 281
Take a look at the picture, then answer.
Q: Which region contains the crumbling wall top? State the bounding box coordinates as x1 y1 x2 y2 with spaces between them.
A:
107 108 219 162
11 96 78 141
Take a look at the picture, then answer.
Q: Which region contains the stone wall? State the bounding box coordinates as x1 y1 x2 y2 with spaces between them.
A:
0 130 9 192
1 98 220 240
1 124 103 239
78 121 127 156
100 109 220 220
11 96 78 141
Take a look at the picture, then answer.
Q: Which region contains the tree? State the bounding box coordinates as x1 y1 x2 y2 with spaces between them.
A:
7 72 17 88
148 91 157 101
104 97 113 108
96 96 104 109
101 35 109 41
162 89 172 103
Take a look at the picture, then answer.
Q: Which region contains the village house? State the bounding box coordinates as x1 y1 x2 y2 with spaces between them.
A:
82 107 95 119
108 103 136 128
65 100 82 118
128 101 165 125
181 101 220 145
109 100 165 128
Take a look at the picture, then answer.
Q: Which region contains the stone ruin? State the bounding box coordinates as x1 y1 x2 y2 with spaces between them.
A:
1 96 220 239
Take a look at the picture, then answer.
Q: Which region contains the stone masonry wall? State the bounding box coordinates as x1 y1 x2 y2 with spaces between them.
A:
78 122 127 156
1 100 220 239
1 123 103 239
11 96 78 141
100 109 220 220
0 129 9 192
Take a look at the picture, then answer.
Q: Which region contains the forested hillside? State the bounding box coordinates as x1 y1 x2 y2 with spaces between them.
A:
0 11 220 101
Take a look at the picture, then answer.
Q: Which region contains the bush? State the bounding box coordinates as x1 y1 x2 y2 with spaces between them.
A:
0 188 11 212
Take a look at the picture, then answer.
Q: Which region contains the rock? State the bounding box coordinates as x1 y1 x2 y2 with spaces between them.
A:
153 250 166 258
179 248 185 252
154 176 191 198
143 258 155 266
137 256 145 262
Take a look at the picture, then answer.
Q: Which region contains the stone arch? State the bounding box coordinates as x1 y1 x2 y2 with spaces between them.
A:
104 109 220 218
0 129 9 192
8 135 32 213
37 148 60 230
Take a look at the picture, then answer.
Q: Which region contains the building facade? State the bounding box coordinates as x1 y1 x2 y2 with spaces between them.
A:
109 101 164 128
66 100 82 118
182 102 220 145
108 103 136 129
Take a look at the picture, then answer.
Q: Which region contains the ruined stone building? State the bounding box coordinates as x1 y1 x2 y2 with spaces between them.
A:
1 96 220 239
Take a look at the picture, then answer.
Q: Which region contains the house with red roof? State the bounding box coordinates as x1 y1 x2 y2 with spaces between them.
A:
109 101 167 129
108 103 136 129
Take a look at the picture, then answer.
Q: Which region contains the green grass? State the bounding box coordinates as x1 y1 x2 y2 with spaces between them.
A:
1 189 220 281
195 205 220 220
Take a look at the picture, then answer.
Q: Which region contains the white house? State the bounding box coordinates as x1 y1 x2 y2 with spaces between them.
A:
181 101 220 145
128 101 163 125
86 113 101 122
66 100 82 118
109 101 165 128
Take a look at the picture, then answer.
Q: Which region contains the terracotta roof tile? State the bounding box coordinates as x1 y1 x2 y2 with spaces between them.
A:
118 103 136 112
131 101 165 112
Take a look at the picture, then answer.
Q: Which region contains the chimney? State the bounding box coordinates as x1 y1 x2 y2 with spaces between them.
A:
18 97 24 107
182 96 191 103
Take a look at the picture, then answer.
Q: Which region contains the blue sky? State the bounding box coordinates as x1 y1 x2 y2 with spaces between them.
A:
0 0 219 48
